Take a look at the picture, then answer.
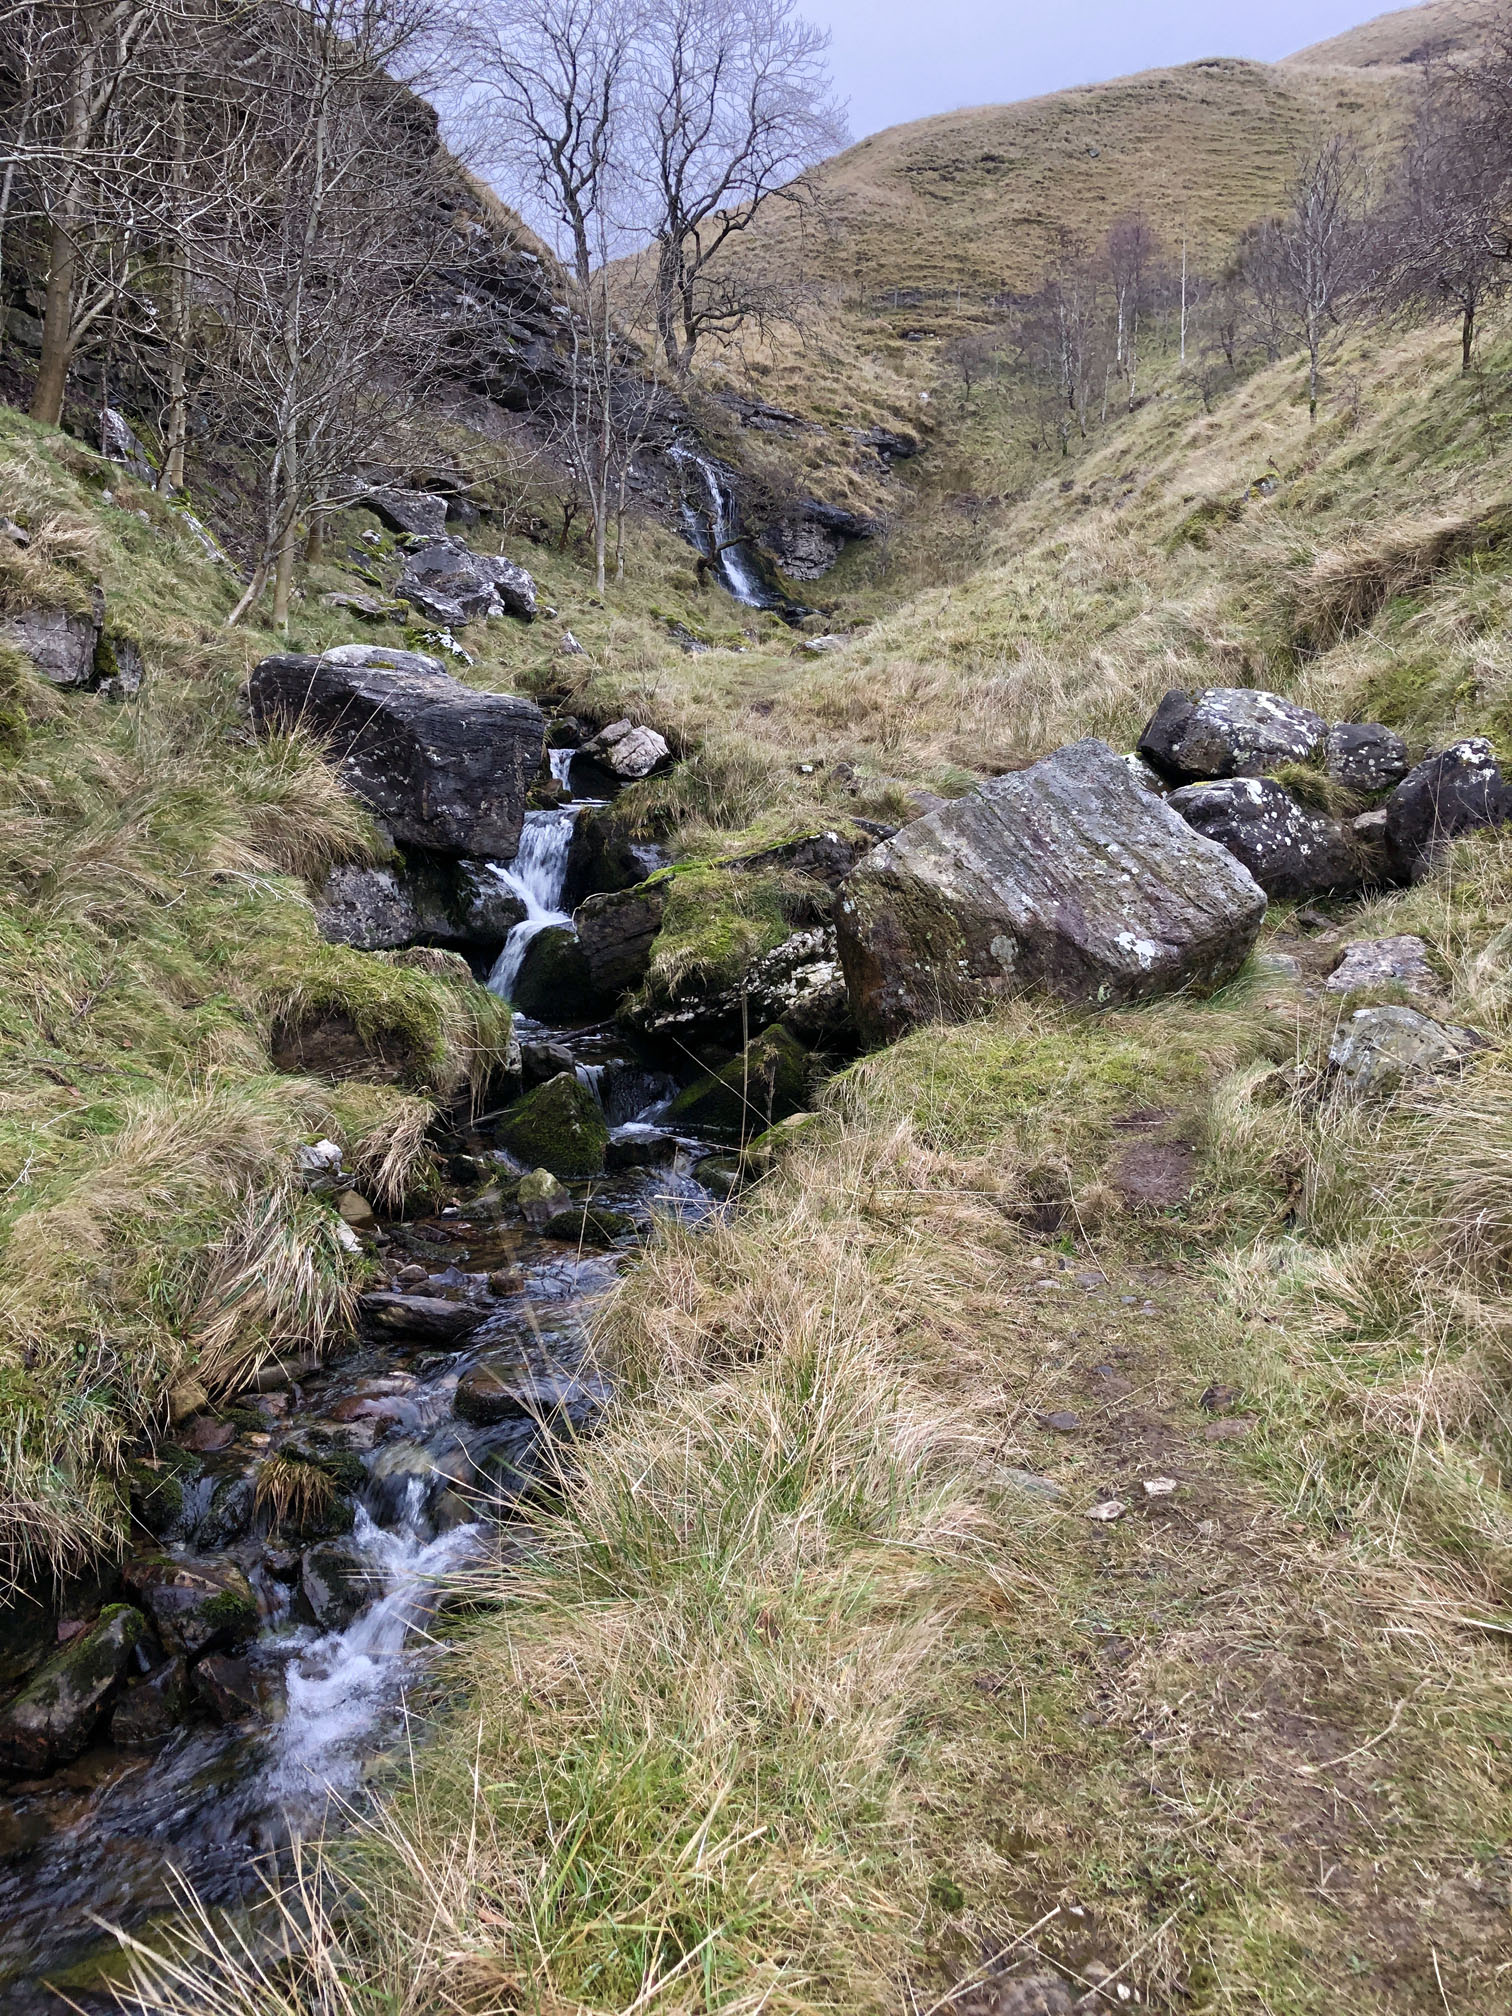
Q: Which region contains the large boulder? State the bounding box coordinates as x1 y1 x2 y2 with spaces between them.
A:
1324 723 1409 794
361 486 449 538
395 536 536 624
512 924 599 1020
494 1071 608 1179
664 1023 810 1141
109 1655 189 1745
1385 738 1511 881
565 806 669 903
577 719 672 781
834 739 1267 1044
4 596 103 687
1138 687 1327 782
574 884 667 1000
314 863 420 949
315 856 528 955
1167 778 1363 898
247 645 544 858
626 925 850 1051
0 1605 148 1772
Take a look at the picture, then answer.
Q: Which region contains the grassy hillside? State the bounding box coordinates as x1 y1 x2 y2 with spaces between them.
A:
111 250 1512 2015
1284 0 1499 68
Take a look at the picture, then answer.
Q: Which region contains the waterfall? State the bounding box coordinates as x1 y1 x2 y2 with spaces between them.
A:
486 807 577 1005
668 444 778 610
549 747 575 790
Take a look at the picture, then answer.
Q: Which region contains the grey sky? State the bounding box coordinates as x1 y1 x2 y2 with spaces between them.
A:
809 0 1395 141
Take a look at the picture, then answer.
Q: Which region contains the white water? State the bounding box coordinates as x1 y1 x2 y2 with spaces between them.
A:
549 747 575 788
669 444 772 608
575 1062 607 1107
269 1486 482 1806
486 806 578 1004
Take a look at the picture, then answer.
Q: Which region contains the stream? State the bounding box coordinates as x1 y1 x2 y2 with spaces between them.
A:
0 750 728 2009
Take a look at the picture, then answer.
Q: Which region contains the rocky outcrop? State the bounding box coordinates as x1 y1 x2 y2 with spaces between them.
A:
361 486 449 538
0 1605 148 1771
1385 738 1511 881
1325 723 1409 793
247 644 544 858
495 1071 607 1179
1138 687 1327 781
565 806 669 903
1167 777 1363 898
3 594 103 687
578 719 672 781
395 536 537 624
574 884 667 999
834 739 1267 1043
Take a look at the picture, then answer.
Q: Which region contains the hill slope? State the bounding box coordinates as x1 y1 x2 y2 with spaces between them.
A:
1284 0 1499 68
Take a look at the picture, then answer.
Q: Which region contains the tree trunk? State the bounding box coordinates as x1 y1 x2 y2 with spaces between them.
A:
31 218 77 427
1462 302 1475 374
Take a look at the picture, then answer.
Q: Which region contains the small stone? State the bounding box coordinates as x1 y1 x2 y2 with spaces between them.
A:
179 1416 235 1453
1329 1004 1481 1097
335 1189 375 1227
1324 935 1440 999
517 1165 570 1227
1002 1468 1066 1501
1204 1417 1254 1440
295 1139 344 1186
488 1268 524 1295
1086 1499 1127 1521
1036 1410 1080 1433
1200 1383 1238 1412
1142 1476 1179 1497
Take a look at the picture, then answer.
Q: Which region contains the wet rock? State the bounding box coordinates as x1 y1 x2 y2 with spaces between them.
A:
1138 687 1326 782
454 1355 609 1426
1167 777 1363 898
694 1151 741 1198
512 924 598 1020
1324 722 1409 793
395 535 537 624
1329 1004 1482 1096
3 599 102 687
495 1072 608 1180
1325 934 1441 998
520 1038 578 1086
360 486 449 537
192 1653 261 1724
574 884 667 1000
126 1451 199 1539
541 1203 637 1244
336 1188 375 1227
0 1606 147 1772
125 1555 258 1659
1386 737 1511 881
665 1023 811 1141
195 1468 259 1550
606 1126 677 1170
564 805 670 903
109 1656 189 1745
578 719 671 780
179 1415 235 1455
300 1540 372 1631
247 644 545 859
835 738 1266 1043
517 1166 570 1226
359 1292 486 1345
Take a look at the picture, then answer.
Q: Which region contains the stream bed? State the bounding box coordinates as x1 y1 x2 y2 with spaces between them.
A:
0 759 730 2009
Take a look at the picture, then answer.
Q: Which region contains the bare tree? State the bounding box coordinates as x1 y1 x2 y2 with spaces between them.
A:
1104 210 1157 405
1271 138 1366 422
635 0 844 374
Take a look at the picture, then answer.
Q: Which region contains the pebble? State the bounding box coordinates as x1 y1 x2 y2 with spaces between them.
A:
1142 1476 1179 1497
1086 1499 1126 1522
1035 1410 1080 1433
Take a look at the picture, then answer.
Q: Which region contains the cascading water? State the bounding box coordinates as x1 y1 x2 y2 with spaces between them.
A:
668 443 781 610
485 806 578 1005
548 747 575 788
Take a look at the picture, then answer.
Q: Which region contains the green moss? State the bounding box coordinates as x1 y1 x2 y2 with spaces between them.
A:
198 1589 258 1642
665 1024 812 1143
495 1072 609 1180
635 867 795 1010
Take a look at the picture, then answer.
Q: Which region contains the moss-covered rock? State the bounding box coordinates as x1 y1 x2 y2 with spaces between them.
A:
541 1203 637 1244
0 1604 148 1772
495 1072 608 1180
125 1553 258 1658
512 925 601 1021
665 1024 811 1142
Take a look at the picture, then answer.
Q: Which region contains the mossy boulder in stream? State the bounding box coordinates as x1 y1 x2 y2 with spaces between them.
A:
0 1605 148 1772
496 1072 607 1179
665 1023 811 1142
512 925 600 1020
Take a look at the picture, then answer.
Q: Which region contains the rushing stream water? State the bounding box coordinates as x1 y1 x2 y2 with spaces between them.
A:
668 444 785 611
0 750 726 2009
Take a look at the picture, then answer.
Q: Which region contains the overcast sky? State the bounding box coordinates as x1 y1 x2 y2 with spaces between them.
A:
812 0 1395 141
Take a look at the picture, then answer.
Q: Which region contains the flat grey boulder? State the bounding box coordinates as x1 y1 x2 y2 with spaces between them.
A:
1167 777 1362 898
1325 935 1441 998
1386 737 1511 881
834 738 1267 1043
1329 1004 1481 1096
1138 687 1326 781
1324 722 1409 793
3 597 102 687
454 1353 609 1426
361 486 449 538
247 645 544 859
579 719 671 780
396 536 536 624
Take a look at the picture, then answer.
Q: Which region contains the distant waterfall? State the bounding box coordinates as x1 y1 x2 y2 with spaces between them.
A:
668 444 781 610
486 807 576 1004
